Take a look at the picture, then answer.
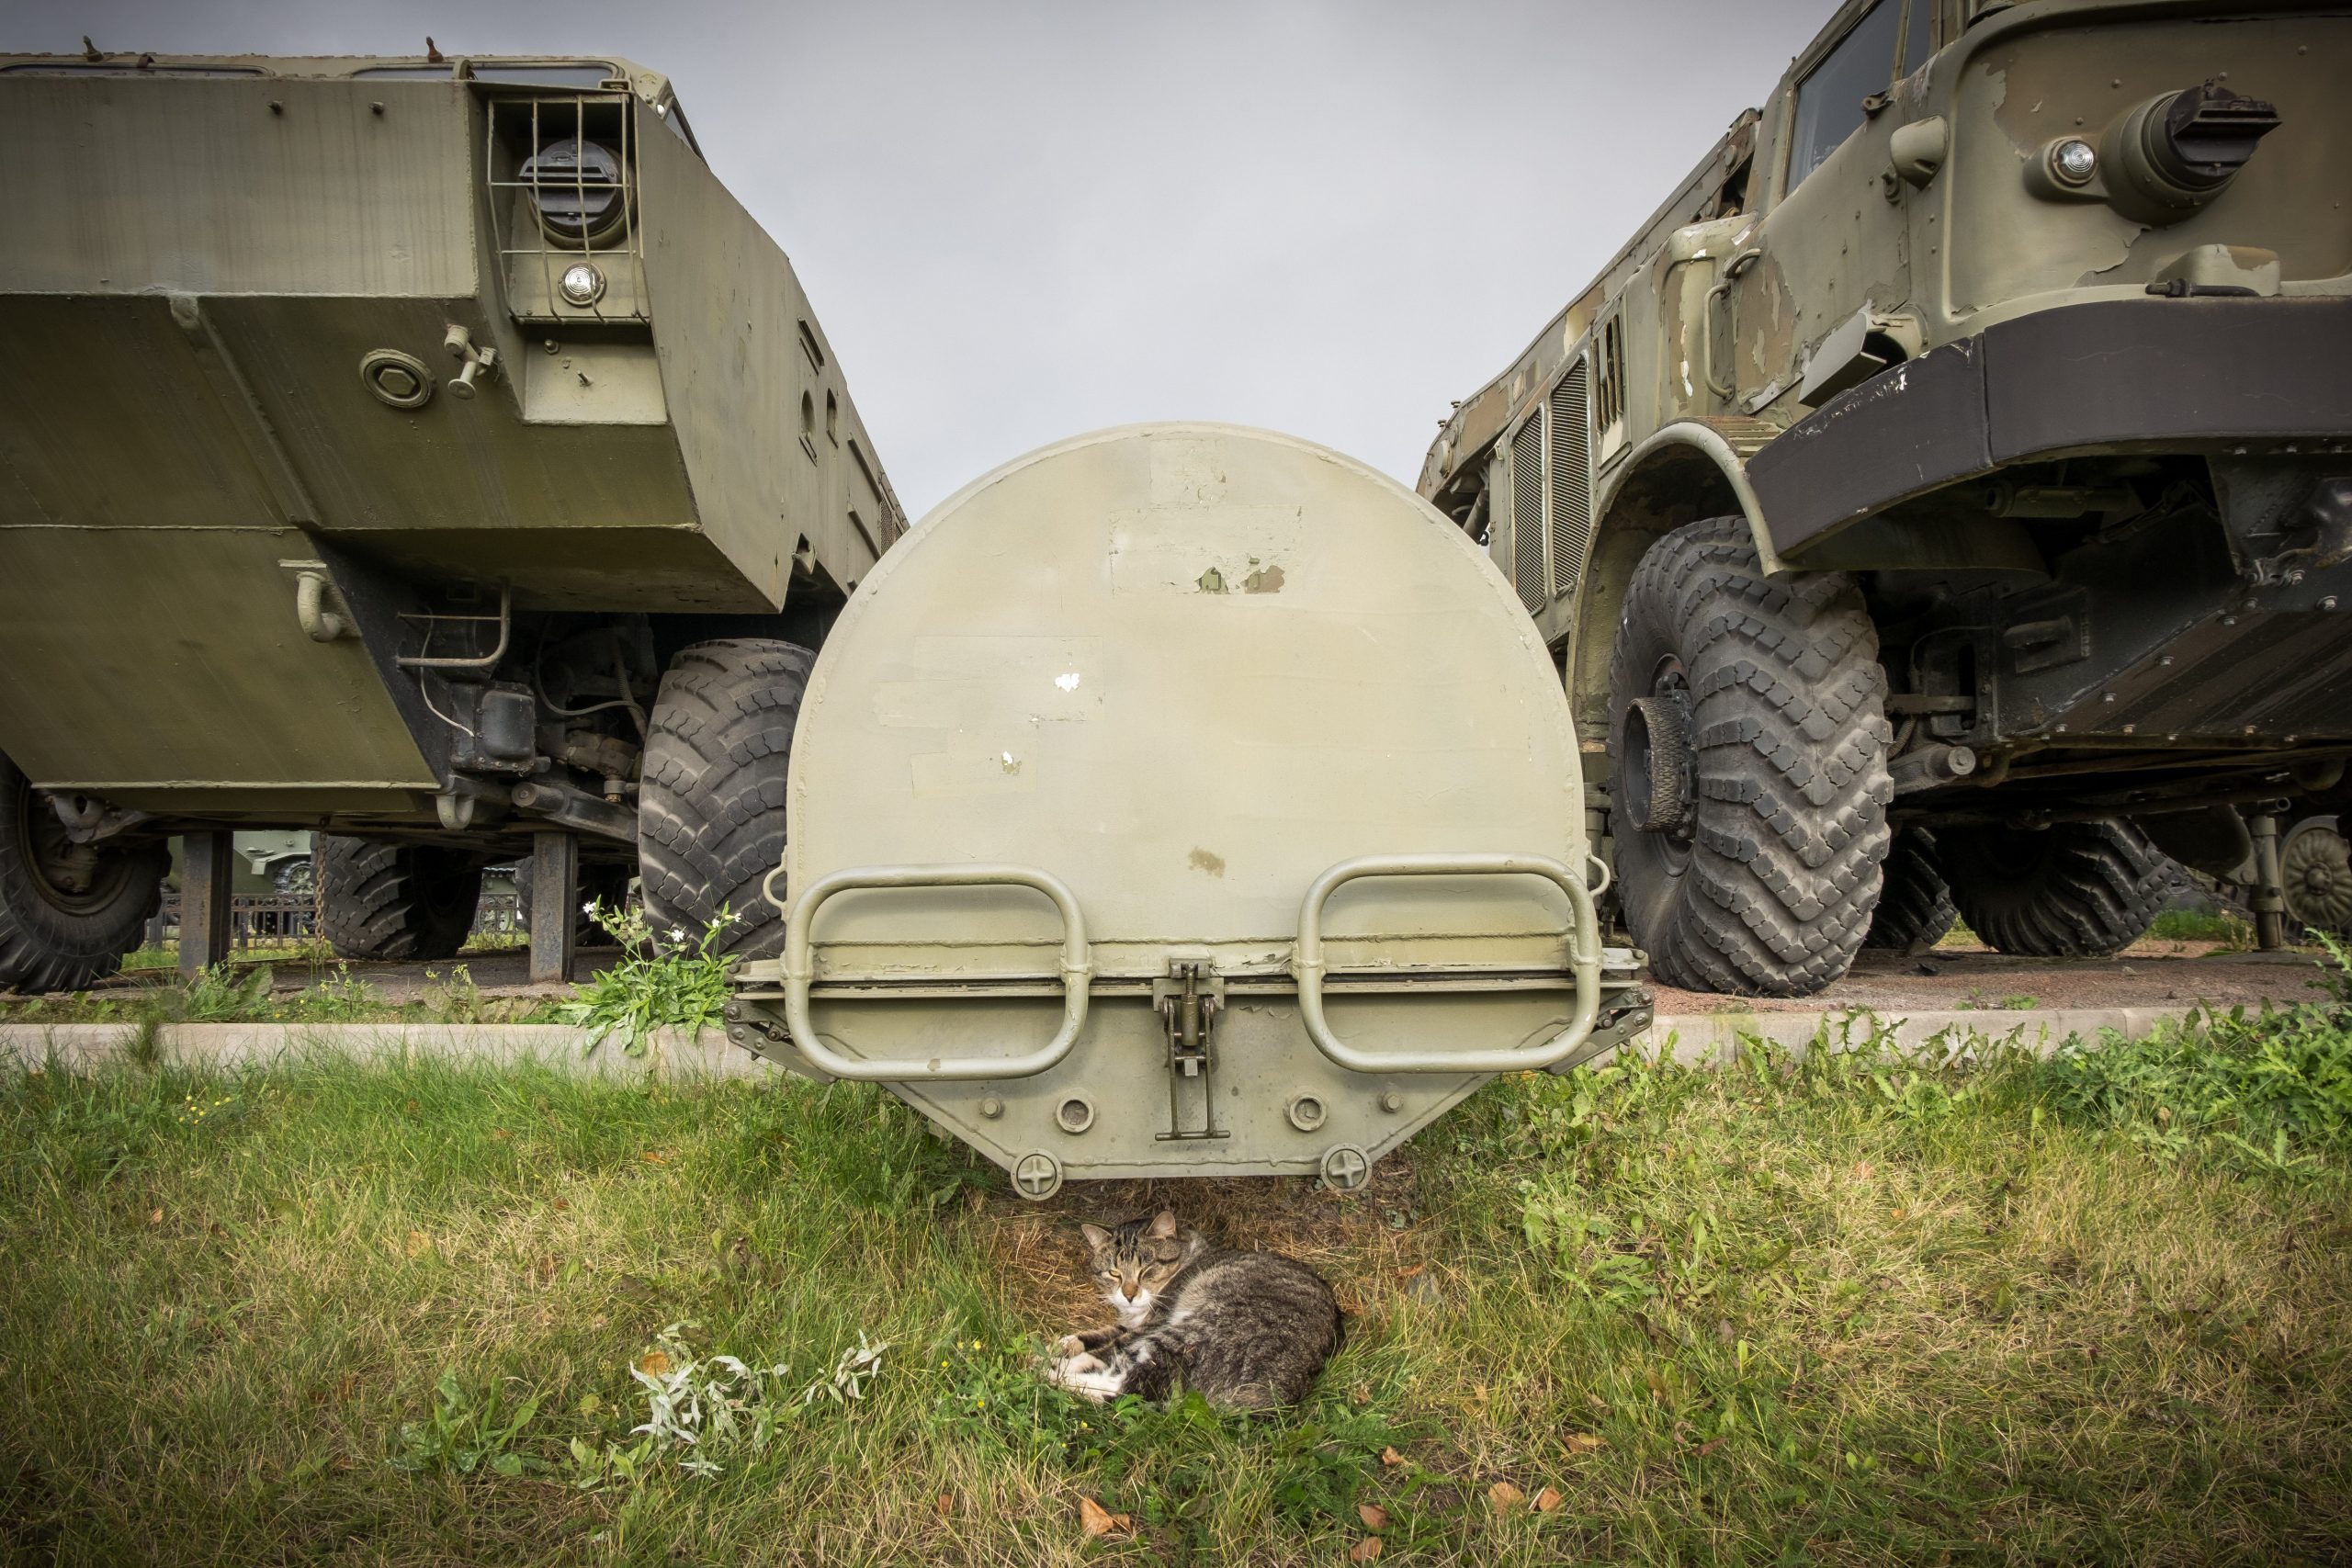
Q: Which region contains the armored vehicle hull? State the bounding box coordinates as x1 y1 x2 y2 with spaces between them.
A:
0 52 904 987
729 425 1647 1192
1420 0 2351 994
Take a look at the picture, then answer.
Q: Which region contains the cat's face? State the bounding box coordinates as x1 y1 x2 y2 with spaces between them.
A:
1079 1210 1194 1327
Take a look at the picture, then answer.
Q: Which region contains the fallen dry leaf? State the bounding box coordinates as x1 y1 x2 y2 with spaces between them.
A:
936 1494 954 1519
640 1150 668 1165
1853 1160 1874 1179
1563 1432 1605 1454
402 1229 431 1258
1349 1537 1385 1562
148 1208 164 1226
1487 1481 1525 1513
636 1349 673 1378
1534 1485 1564 1513
1396 1263 1425 1279
1078 1496 1130 1539
335 1371 359 1401
1351 1383 1373 1406
1357 1503 1390 1530
1380 1446 1407 1468
492 1128 511 1141
552 1198 570 1212
1692 1437 1725 1457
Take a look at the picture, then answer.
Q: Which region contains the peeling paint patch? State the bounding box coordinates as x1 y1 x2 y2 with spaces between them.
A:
1241 564 1284 593
911 748 1037 796
1188 847 1227 877
1197 567 1226 593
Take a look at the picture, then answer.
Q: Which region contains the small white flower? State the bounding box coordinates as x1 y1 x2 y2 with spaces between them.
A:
671 927 687 942
580 901 594 916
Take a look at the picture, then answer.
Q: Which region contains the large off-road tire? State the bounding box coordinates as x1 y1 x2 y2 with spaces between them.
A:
639 637 813 959
1862 827 1958 954
317 836 482 963
1607 518 1893 996
0 755 167 993
1937 819 2170 958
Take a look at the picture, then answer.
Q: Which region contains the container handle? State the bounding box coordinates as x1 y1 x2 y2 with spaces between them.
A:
1291 852 1600 1074
775 863 1092 1081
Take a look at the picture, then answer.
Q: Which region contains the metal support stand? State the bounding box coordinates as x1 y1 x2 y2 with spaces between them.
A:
177 830 235 977
2250 811 2289 952
528 828 580 986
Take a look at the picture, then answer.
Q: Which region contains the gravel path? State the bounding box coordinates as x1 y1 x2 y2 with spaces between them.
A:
1649 939 2329 1016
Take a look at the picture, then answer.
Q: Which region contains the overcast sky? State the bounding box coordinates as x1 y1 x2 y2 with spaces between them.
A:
11 0 1834 518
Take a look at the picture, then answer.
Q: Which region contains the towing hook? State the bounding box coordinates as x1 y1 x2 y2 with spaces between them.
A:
294 569 352 642
443 322 499 400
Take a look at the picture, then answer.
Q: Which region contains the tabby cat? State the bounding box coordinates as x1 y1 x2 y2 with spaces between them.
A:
1047 1210 1340 1411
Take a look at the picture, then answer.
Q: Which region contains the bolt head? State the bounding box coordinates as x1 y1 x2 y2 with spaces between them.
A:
1319 1145 1372 1191
1011 1152 1061 1201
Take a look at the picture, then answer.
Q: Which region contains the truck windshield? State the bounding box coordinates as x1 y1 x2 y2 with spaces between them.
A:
1786 0 1903 190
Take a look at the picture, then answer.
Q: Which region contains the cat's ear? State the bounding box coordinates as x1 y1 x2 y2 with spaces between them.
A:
1079 1223 1112 1254
1147 1210 1180 1240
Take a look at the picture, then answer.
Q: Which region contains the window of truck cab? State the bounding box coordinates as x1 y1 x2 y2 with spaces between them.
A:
1784 0 1933 192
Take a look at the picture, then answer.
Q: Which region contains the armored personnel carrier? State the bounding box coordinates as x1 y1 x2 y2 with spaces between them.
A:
0 50 904 988
726 424 1649 1192
1420 0 2349 994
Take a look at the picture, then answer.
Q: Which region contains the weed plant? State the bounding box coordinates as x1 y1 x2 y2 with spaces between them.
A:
557 902 737 1056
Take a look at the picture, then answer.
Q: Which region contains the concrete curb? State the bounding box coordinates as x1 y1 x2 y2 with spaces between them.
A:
0 1004 2204 1078
0 1021 763 1078
1636 1006 2195 1064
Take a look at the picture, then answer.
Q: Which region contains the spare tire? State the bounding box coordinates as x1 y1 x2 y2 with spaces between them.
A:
0 753 166 992
1937 819 2170 958
1607 518 1893 996
317 836 482 963
638 638 814 958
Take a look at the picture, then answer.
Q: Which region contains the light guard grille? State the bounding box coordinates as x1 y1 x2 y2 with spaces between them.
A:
1509 416 1545 615
1547 359 1592 598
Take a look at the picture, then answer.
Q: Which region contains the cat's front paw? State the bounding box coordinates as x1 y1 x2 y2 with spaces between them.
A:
1054 1334 1088 1358
1048 1356 1120 1402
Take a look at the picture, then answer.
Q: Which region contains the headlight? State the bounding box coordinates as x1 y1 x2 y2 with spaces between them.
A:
519 137 628 246
2049 138 2098 186
558 262 605 307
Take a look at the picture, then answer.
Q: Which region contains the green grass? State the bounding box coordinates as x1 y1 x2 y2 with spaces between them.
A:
5 1000 2352 1563
2146 908 2258 946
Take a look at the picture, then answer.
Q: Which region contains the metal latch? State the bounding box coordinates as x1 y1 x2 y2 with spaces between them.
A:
1154 961 1228 1142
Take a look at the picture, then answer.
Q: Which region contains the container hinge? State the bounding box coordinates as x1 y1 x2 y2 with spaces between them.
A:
1154 961 1229 1142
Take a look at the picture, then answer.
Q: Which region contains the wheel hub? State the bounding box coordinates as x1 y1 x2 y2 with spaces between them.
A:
1621 671 1696 840
16 790 108 908
2279 818 2352 933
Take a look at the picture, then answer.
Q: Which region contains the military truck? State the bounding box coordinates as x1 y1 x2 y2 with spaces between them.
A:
0 50 904 989
726 423 1649 1193
1419 0 2350 995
